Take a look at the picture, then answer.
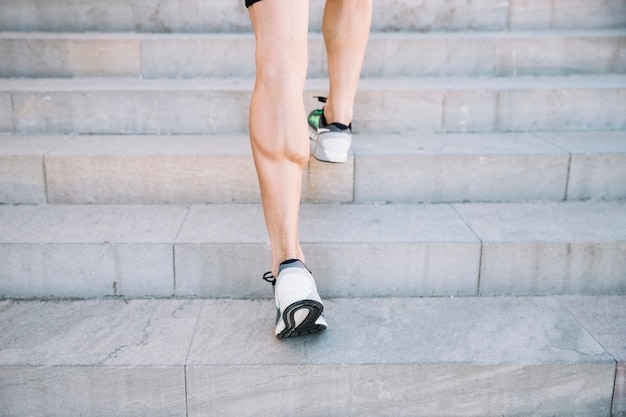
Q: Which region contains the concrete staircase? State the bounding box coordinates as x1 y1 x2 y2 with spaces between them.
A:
1 0 625 416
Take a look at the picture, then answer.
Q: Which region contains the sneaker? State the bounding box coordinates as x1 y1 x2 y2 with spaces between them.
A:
308 96 352 163
262 259 328 339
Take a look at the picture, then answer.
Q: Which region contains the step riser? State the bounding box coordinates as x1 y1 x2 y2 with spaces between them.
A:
1 33 624 78
42 154 354 205
0 243 177 298
2 83 625 135
186 364 614 417
3 133 626 206
5 364 609 417
0 297 621 417
1 203 624 299
1 367 187 417
1 0 624 32
4 240 623 298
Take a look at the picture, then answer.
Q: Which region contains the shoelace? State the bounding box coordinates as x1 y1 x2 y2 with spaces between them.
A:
262 271 276 286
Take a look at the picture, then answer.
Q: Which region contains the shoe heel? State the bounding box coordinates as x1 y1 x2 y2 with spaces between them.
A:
320 149 348 163
278 300 326 338
311 140 349 163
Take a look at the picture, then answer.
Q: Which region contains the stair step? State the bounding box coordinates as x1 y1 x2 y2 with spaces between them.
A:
1 201 624 298
1 76 625 135
0 295 623 416
2 131 625 205
1 0 624 33
2 30 625 78
354 130 626 203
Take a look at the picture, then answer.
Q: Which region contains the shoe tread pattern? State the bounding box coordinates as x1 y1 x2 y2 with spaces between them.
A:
277 299 326 339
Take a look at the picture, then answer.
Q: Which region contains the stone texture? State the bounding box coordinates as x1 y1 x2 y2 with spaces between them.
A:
354 132 569 203
0 34 141 77
0 0 251 33
0 92 13 133
185 297 615 416
0 367 185 417
44 134 350 204
380 31 616 79
2 0 625 33
341 78 444 133
0 0 507 33
444 88 498 132
0 92 11 133
302 151 354 203
3 77 626 135
617 367 626 417
45 135 261 204
368 0 508 32
0 298 199 417
143 34 325 79
0 136 69 204
175 203 480 297
537 131 626 201
0 205 188 297
0 299 201 366
141 34 255 78
5 31 623 80
497 84 626 132
558 296 626 417
495 31 626 76
509 0 626 30
363 33 495 77
0 297 620 417
454 201 626 295
6 78 251 135
188 363 613 417
174 204 270 298
558 296 626 362
8 130 624 206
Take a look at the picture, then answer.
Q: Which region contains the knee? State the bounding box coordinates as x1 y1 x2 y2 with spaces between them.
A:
255 63 306 91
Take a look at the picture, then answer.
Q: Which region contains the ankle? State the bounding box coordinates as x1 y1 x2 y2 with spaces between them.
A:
323 105 352 127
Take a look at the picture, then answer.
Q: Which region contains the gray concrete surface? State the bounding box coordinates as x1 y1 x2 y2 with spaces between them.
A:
1 76 625 134
1 201 624 298
538 131 626 201
2 30 623 78
0 296 619 417
454 201 626 295
353 132 570 203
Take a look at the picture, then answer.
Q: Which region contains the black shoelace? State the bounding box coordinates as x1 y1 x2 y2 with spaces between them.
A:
262 271 276 286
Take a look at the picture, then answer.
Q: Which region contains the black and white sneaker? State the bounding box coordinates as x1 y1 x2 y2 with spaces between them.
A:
308 97 352 163
263 259 328 339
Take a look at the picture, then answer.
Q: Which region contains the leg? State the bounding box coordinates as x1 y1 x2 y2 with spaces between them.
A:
307 0 372 162
322 0 373 125
248 0 309 277
249 0 327 339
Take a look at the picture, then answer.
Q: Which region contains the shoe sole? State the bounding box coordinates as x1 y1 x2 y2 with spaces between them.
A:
277 299 326 339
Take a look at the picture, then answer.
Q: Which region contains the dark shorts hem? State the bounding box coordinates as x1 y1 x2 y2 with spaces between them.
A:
246 0 262 7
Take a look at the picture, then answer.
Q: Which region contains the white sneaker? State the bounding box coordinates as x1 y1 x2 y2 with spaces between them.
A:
263 259 328 339
307 98 352 163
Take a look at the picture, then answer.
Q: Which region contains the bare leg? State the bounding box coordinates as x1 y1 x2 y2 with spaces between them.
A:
248 0 310 277
322 0 372 125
